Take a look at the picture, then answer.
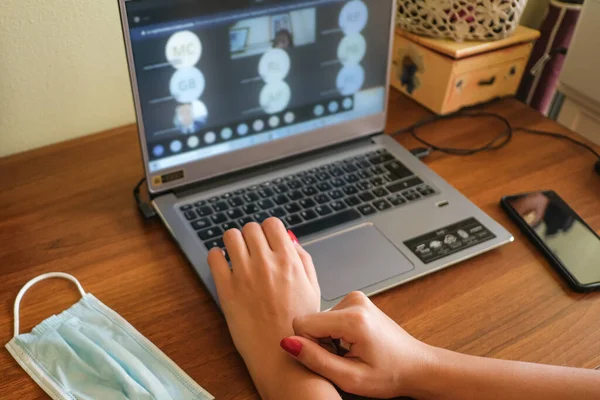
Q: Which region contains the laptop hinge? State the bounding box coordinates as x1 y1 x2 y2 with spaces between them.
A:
172 134 382 199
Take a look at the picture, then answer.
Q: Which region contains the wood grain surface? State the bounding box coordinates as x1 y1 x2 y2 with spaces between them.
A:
1 92 600 399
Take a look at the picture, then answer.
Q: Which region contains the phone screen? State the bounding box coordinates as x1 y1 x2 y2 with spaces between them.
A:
505 191 600 285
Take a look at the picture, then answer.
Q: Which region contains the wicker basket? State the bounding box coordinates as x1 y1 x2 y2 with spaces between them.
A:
396 0 529 42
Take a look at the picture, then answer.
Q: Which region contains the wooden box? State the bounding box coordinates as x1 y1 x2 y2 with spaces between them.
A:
391 26 540 115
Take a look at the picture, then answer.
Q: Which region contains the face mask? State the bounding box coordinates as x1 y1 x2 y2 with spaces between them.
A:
5 272 214 400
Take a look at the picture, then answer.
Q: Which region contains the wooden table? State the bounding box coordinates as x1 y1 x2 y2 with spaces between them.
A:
1 91 600 399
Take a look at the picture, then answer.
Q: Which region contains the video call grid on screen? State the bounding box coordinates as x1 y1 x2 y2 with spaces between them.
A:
126 0 392 172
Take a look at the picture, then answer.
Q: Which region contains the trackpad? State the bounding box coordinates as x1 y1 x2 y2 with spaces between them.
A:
305 224 414 301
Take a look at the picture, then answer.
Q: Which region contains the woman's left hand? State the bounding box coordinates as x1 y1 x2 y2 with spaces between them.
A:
207 217 336 399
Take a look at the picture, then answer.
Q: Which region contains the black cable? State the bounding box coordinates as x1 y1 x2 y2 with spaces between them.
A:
516 127 600 160
392 111 514 156
134 178 157 220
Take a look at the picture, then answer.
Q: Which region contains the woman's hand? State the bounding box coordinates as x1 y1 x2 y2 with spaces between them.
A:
207 218 340 400
280 291 435 399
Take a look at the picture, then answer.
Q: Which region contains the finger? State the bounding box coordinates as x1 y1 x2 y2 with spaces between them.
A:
207 247 231 296
293 310 359 344
280 336 367 394
331 291 367 311
261 217 295 253
241 222 271 257
223 228 249 269
295 244 319 290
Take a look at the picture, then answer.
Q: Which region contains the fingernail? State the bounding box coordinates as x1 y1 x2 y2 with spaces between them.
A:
287 230 299 245
280 338 302 357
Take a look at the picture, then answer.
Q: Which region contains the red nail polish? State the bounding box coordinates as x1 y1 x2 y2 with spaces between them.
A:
287 230 299 245
280 338 302 357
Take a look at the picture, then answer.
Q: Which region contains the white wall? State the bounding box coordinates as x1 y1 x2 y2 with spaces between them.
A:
0 0 135 158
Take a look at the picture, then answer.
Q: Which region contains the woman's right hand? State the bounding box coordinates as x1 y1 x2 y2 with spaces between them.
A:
280 291 434 399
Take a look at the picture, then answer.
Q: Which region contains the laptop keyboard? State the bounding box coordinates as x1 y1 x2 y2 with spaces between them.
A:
179 149 437 255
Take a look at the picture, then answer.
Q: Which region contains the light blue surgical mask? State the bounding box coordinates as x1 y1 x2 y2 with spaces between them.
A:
5 272 213 400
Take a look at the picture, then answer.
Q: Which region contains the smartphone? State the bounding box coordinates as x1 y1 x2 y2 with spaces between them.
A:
501 191 600 292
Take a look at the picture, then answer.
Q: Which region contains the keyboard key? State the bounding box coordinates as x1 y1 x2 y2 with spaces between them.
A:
358 170 372 180
213 201 229 212
330 167 344 177
227 208 243 220
273 194 289 205
371 166 386 175
330 201 347 212
316 172 330 181
273 184 288 194
258 199 275 210
330 178 345 188
288 190 304 201
181 204 193 211
238 216 253 227
315 194 330 204
317 182 332 192
211 213 227 224
342 163 358 173
288 180 303 189
345 196 362 207
204 238 224 250
234 189 246 195
248 185 259 191
285 203 302 213
373 187 389 198
228 197 244 207
302 176 317 185
221 221 239 231
328 190 344 200
369 153 394 165
197 206 213 217
285 214 303 226
198 227 223 241
373 199 392 211
292 209 362 238
371 177 386 186
243 204 260 214
254 212 270 223
270 207 287 218
357 159 371 169
299 198 316 209
260 181 273 187
258 188 274 198
345 174 359 184
384 173 400 182
193 200 206 207
221 193 232 200
343 185 358 195
191 218 212 230
358 204 377 216
359 192 375 202
243 192 260 203
387 177 424 193
418 186 436 196
384 161 414 180
388 194 407 206
404 191 422 201
302 186 318 196
208 196 219 203
184 210 197 221
357 181 373 191
300 209 318 221
315 205 333 216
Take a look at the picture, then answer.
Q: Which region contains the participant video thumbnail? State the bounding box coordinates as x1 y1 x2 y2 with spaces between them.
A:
229 7 316 59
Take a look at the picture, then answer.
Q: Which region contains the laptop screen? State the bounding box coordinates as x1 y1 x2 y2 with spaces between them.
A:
124 0 393 173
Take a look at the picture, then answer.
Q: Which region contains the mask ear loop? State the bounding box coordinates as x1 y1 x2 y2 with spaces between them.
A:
13 272 86 338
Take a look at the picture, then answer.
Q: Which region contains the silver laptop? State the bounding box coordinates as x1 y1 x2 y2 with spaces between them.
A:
119 0 513 310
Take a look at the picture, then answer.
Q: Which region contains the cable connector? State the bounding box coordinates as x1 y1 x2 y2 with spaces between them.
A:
133 178 157 220
410 147 432 159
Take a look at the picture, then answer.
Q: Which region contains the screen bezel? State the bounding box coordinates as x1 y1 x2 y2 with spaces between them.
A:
118 0 397 195
502 190 600 291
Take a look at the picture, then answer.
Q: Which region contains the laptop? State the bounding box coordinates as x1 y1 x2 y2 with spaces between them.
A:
118 0 513 310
